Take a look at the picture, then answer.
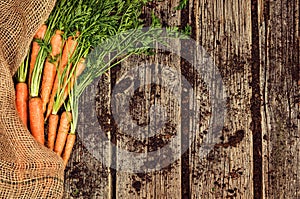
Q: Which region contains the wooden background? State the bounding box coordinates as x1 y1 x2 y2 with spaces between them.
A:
64 0 300 198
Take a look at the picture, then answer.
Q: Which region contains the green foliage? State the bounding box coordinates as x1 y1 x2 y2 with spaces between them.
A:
151 11 162 28
175 0 188 10
70 26 185 133
15 51 30 83
182 24 192 36
41 0 186 133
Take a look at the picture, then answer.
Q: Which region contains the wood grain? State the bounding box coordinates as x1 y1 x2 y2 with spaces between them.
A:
114 1 182 198
63 0 300 198
63 71 113 199
259 0 300 198
188 0 253 198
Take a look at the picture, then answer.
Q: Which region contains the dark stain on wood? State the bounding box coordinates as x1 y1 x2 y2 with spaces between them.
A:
64 139 111 198
180 3 193 198
251 0 263 198
215 130 245 148
132 181 142 193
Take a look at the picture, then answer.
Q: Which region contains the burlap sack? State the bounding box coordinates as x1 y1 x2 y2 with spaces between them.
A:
0 0 64 198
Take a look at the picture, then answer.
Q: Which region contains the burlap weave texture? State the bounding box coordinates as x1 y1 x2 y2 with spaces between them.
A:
0 0 64 198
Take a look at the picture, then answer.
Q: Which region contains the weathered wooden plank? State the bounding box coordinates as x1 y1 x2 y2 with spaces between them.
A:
113 54 181 199
188 0 253 198
259 0 300 198
114 0 182 198
63 0 300 198
63 71 112 199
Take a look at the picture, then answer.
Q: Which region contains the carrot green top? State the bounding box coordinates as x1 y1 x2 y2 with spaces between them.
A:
16 51 30 83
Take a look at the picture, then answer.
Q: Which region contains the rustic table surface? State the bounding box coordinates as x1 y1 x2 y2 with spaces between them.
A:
64 0 300 198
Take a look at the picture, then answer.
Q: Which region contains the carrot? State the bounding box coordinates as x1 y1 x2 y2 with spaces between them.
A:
41 30 63 113
40 60 57 113
28 24 47 89
15 83 28 128
57 58 86 110
60 35 78 67
46 36 78 119
62 133 76 166
50 30 64 57
54 111 72 156
73 58 86 80
29 97 44 145
47 114 59 150
16 54 30 128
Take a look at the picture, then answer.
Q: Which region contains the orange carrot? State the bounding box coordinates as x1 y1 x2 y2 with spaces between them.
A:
28 24 47 89
41 30 63 113
62 133 76 166
54 111 72 156
60 36 78 67
15 83 28 128
47 114 59 150
68 58 86 94
29 97 44 145
41 60 57 113
58 58 86 110
46 36 78 119
50 30 64 57
73 58 86 79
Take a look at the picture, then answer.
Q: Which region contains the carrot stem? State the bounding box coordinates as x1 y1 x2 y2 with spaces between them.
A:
28 25 47 89
16 53 30 83
46 36 78 119
15 54 30 128
30 47 48 98
56 57 86 112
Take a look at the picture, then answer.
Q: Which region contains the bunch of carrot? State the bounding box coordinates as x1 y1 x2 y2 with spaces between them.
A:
14 0 157 167
15 24 82 166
